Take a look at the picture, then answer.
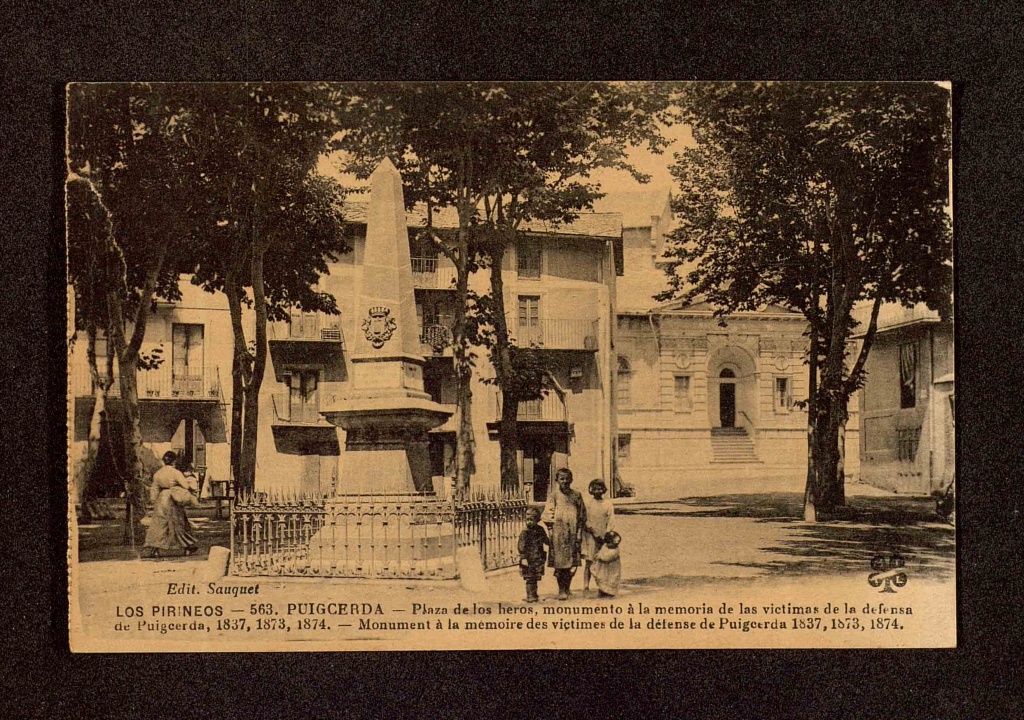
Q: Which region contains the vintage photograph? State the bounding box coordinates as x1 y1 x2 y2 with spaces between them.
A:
66 81 954 651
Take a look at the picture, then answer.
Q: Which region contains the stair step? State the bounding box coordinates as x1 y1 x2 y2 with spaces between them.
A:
710 428 760 463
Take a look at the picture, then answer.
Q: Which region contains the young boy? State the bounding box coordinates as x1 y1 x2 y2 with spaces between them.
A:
518 507 549 603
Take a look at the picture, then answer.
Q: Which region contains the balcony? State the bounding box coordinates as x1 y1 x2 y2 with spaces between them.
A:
69 363 218 402
419 323 454 356
489 391 570 438
138 366 223 401
411 257 458 290
511 319 599 351
852 302 942 337
271 393 333 426
494 391 568 422
270 314 345 344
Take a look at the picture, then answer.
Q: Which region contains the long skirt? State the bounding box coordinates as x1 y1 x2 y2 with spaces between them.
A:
144 488 197 552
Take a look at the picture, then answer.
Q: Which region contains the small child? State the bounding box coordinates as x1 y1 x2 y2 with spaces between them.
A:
582 479 615 592
592 530 622 598
518 507 549 603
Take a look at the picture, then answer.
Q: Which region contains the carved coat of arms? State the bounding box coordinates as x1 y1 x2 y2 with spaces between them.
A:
362 306 396 349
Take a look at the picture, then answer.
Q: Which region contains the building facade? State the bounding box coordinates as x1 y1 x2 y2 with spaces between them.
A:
69 281 235 501
251 202 620 502
70 187 881 505
855 302 954 495
594 190 860 498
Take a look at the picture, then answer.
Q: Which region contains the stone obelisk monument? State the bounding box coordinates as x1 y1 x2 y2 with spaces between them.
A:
320 158 452 496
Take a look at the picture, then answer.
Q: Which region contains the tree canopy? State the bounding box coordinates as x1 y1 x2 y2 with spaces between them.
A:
660 82 952 514
336 82 675 491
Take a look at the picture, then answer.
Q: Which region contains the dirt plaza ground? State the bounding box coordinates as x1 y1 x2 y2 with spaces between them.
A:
73 478 955 649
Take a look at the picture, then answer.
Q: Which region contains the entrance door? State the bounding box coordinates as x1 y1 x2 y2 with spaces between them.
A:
719 369 736 427
521 438 553 501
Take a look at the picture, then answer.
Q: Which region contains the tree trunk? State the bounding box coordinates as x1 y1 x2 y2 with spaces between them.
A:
116 358 147 545
225 269 251 494
488 241 520 493
229 351 245 490
818 400 848 511
451 227 475 498
499 390 520 493
80 325 106 521
803 335 819 522
239 250 270 493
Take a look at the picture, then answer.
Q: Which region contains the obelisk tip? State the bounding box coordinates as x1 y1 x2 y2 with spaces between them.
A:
371 157 400 179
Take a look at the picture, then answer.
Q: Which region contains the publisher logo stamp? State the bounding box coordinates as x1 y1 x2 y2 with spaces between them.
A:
869 553 908 593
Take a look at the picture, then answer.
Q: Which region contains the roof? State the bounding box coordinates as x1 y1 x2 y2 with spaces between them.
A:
590 189 671 229
849 302 945 339
340 200 622 239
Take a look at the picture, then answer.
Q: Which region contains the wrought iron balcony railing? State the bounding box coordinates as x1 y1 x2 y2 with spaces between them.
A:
411 257 458 290
494 390 568 422
511 318 599 351
271 392 332 425
71 365 224 401
419 323 454 355
141 366 223 400
271 314 344 343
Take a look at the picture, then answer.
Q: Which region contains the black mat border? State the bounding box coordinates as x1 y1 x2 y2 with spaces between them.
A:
4 1 1023 716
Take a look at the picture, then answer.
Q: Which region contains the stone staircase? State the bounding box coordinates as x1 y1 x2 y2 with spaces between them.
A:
710 427 761 464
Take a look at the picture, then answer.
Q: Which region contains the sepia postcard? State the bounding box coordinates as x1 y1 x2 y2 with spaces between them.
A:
67 81 955 651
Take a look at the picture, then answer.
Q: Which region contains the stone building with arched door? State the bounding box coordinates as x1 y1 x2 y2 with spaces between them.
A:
596 189 860 499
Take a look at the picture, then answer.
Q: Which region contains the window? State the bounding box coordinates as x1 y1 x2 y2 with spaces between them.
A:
674 375 692 412
616 356 632 409
517 238 542 279
617 434 631 464
518 295 541 344
172 323 204 395
774 376 793 411
896 428 920 462
899 342 917 409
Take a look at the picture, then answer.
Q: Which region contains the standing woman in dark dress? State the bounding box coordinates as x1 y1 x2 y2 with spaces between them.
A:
542 468 587 600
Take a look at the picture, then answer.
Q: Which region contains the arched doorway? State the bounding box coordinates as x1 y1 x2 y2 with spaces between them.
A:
706 344 758 431
718 369 736 427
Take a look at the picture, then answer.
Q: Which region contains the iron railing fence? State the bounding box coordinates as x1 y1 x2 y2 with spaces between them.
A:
453 495 529 571
230 490 528 579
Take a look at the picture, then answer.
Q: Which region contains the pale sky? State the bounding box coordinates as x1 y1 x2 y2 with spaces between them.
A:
588 120 694 196
316 119 694 199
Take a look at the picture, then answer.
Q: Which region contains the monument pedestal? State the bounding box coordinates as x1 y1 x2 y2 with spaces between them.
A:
321 375 452 495
322 350 453 495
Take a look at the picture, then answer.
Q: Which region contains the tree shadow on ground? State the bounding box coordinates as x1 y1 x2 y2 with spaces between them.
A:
619 492 955 581
77 513 230 563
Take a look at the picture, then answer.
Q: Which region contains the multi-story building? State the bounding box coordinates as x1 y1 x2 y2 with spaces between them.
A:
70 187 882 506
854 302 954 495
69 281 235 501
594 190 860 498
252 201 621 502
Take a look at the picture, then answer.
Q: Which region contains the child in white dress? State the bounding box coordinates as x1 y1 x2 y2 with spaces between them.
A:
582 479 615 592
592 530 622 597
